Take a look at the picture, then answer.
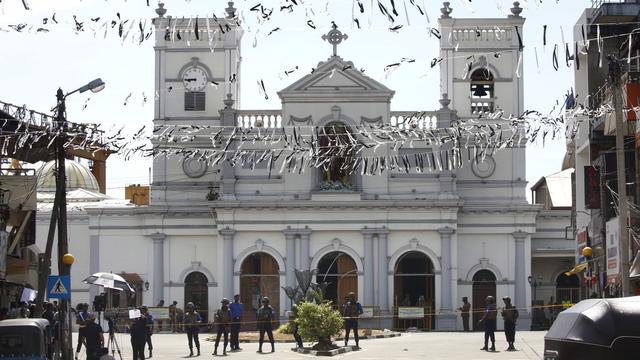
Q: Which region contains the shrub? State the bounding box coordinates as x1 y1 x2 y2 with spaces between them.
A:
296 302 344 350
276 322 292 334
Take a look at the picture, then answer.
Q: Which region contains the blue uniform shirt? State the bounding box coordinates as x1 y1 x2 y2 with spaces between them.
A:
229 302 244 319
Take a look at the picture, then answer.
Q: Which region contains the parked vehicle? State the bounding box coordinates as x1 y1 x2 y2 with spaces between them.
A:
0 318 51 359
544 296 640 360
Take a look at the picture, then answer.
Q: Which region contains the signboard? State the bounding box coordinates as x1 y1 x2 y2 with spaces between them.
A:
47 275 71 300
360 306 374 318
584 166 600 209
147 307 170 320
577 228 588 263
606 219 620 284
397 307 424 319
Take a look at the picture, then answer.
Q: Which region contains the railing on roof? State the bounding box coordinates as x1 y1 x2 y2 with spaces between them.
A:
591 0 631 8
451 27 512 43
236 110 283 128
390 111 438 129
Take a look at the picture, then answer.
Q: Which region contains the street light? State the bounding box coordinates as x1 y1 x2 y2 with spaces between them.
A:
528 275 544 330
40 78 105 360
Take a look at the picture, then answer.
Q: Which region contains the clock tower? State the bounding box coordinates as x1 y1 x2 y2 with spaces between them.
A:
151 2 243 205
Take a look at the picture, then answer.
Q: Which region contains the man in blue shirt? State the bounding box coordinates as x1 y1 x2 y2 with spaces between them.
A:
141 306 154 358
229 294 244 351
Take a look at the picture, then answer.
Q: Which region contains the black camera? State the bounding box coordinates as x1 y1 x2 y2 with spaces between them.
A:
93 294 107 312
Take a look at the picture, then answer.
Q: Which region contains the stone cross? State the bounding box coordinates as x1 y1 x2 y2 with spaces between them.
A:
322 23 348 57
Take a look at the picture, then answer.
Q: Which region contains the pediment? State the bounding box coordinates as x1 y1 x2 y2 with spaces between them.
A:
278 56 395 101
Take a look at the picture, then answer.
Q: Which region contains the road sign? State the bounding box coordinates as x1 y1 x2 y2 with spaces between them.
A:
47 275 71 300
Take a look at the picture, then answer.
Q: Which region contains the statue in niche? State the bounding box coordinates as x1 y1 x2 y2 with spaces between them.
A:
318 122 354 192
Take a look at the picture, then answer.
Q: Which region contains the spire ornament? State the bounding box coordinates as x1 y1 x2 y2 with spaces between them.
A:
321 23 348 57
440 2 453 19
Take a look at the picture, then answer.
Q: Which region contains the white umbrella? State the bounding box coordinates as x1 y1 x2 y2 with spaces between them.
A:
83 272 135 292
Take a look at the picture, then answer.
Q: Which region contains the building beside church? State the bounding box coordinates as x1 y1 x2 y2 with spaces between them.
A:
31 1 573 331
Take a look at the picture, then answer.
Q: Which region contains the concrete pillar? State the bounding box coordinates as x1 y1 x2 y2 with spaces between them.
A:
377 229 389 312
284 232 296 289
299 231 311 271
513 231 529 330
220 228 235 298
151 232 166 305
361 228 375 306
219 94 237 200
436 227 457 330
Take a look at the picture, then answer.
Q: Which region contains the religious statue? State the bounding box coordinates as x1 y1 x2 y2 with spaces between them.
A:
319 123 354 191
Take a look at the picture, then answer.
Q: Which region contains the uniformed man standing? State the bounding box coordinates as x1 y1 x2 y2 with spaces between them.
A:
183 302 202 357
501 296 518 351
342 292 363 348
478 296 497 352
213 298 232 356
458 297 471 331
256 297 275 353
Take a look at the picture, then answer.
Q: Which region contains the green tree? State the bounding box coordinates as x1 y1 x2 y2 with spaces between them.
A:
296 301 344 351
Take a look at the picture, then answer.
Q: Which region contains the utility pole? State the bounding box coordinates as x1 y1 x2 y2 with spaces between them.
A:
608 55 631 297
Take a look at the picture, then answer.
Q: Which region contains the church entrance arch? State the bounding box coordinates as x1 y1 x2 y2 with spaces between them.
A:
393 251 435 330
316 251 357 307
184 271 209 323
240 252 280 329
472 270 496 331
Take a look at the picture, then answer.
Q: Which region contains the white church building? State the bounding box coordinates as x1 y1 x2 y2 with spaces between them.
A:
34 1 575 331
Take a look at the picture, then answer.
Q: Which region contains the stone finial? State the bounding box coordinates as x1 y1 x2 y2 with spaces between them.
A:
224 93 235 109
439 93 451 109
155 2 167 17
509 1 523 18
440 2 453 19
225 1 237 19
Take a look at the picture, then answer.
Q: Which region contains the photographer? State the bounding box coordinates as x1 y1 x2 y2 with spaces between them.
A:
83 313 104 360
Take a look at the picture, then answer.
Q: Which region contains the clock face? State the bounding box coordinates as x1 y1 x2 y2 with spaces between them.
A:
182 67 208 92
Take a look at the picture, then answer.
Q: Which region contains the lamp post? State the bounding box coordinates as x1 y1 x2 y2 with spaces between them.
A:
38 78 105 360
528 275 543 330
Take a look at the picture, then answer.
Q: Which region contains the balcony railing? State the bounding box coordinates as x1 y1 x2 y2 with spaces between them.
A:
390 111 438 129
236 110 283 128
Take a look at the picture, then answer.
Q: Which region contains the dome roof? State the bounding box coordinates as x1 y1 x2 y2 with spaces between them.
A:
37 160 100 193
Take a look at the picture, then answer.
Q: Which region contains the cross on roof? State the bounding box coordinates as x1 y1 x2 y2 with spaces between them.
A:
322 23 348 57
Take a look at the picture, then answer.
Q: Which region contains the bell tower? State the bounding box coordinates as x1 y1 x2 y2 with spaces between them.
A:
150 2 243 205
438 1 525 118
438 2 527 202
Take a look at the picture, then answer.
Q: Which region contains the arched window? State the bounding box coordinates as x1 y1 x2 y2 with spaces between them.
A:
470 68 494 114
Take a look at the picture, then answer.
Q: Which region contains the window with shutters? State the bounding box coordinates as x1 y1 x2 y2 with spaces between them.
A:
184 92 206 111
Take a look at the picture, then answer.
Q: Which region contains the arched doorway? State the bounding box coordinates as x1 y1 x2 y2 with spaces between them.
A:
240 252 280 329
185 271 209 322
393 251 435 330
316 251 358 307
555 273 579 303
472 270 496 331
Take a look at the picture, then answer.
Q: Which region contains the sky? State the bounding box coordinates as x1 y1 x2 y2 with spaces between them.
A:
0 0 588 199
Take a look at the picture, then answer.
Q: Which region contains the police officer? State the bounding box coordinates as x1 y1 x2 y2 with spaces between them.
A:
290 304 303 349
478 296 497 352
183 302 202 356
213 298 232 356
256 297 275 353
229 294 244 351
501 296 518 351
342 292 363 348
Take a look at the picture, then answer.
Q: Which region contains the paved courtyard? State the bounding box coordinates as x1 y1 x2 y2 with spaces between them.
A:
76 331 547 360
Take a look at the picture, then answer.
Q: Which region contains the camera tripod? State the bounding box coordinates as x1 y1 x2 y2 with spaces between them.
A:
105 317 123 360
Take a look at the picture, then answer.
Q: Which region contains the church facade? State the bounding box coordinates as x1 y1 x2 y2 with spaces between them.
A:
34 2 574 332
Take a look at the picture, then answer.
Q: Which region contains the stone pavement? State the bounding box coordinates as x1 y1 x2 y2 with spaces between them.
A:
77 331 546 360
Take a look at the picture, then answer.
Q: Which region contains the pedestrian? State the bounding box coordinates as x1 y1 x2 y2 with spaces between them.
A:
256 297 275 353
290 304 303 349
42 302 56 359
83 313 104 360
130 309 148 360
342 292 363 348
155 300 165 332
478 296 497 352
213 298 232 356
169 301 178 333
501 296 518 351
458 297 471 331
141 305 154 358
229 294 243 351
184 302 202 356
76 303 89 360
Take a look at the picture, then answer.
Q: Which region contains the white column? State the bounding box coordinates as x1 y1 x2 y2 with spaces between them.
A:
284 232 296 289
220 228 235 298
436 227 457 330
513 231 529 331
299 232 310 271
361 228 375 306
377 230 389 312
151 232 166 305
